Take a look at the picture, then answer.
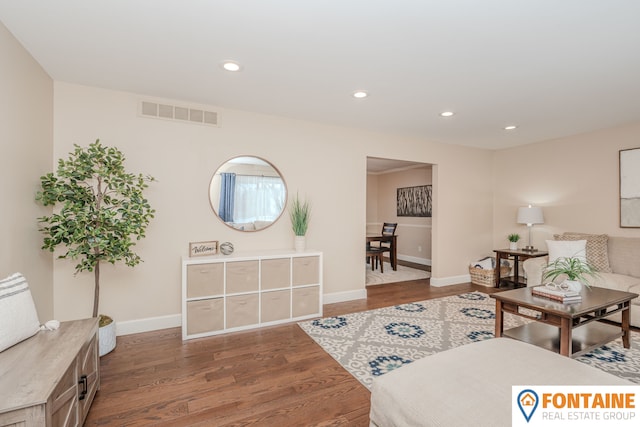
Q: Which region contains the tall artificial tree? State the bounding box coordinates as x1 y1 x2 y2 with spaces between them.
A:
36 140 155 318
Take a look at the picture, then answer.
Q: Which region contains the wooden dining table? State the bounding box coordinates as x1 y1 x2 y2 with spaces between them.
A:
366 234 398 271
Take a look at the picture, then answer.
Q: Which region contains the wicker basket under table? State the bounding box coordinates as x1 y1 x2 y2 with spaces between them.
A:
469 265 511 287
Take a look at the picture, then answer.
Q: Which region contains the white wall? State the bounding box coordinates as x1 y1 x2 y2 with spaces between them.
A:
52 83 495 330
0 22 53 320
493 122 640 250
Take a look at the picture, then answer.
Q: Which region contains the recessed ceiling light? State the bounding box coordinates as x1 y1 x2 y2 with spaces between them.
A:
504 125 517 130
440 111 454 117
352 90 369 99
221 61 241 72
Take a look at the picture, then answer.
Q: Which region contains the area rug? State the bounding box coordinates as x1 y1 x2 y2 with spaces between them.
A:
365 262 430 285
298 292 640 389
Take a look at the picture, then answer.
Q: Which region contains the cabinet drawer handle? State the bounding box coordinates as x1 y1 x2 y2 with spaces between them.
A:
78 375 88 400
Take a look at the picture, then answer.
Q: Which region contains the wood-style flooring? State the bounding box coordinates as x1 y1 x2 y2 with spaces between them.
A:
85 278 497 426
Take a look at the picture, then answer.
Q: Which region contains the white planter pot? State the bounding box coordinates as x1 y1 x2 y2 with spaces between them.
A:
99 321 116 357
563 280 582 292
294 235 306 252
509 242 518 250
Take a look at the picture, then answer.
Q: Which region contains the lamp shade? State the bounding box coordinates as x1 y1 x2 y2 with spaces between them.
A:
517 205 544 225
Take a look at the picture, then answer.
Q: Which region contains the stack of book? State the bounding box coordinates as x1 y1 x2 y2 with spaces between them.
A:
531 285 582 303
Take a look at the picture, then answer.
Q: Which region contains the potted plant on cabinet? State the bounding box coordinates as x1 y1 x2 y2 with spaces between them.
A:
289 192 311 252
543 256 599 291
36 140 155 356
508 233 520 250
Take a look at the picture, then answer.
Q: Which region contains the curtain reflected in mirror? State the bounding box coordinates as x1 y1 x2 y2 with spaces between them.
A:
210 156 287 231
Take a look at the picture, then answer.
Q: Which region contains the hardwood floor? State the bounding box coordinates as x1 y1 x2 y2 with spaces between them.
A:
85 280 496 426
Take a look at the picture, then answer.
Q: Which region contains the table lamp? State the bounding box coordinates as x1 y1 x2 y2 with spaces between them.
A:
517 205 544 252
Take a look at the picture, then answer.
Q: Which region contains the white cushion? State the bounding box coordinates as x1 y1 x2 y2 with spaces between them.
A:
587 272 640 295
546 239 587 263
0 273 41 353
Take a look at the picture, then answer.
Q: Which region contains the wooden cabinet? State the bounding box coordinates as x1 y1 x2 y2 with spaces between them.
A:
182 250 322 340
0 318 99 427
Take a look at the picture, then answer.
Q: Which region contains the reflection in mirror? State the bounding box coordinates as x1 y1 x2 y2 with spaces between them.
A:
209 156 287 231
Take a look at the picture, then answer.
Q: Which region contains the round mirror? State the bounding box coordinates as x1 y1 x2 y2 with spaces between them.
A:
209 156 287 231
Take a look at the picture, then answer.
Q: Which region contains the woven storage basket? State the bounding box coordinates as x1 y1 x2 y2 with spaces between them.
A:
469 265 511 287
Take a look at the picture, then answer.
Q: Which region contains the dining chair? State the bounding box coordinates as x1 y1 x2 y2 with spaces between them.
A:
368 223 397 268
377 222 397 262
381 222 398 237
366 246 384 273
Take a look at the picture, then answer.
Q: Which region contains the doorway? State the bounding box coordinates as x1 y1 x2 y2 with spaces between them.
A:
366 157 433 285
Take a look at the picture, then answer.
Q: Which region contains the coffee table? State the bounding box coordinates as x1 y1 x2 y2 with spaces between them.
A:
491 286 638 357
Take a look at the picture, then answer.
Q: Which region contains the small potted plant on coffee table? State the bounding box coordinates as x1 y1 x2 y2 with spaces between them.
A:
543 256 599 291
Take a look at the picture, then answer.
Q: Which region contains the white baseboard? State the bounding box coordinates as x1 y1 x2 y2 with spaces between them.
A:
396 254 431 266
430 274 472 287
116 313 181 336
323 289 367 305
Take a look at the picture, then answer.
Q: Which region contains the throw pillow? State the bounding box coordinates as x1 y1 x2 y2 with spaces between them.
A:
554 232 612 273
0 273 41 353
546 239 587 263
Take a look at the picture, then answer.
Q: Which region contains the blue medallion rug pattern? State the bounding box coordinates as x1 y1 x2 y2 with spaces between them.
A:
298 292 640 389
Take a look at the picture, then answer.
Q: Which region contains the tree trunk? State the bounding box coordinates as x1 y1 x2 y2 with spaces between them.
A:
93 261 100 318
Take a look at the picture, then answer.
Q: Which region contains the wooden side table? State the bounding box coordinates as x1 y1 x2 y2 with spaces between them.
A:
493 248 548 288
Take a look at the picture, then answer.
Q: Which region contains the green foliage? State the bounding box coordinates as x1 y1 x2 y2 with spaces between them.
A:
289 193 311 236
99 314 113 327
36 140 155 317
508 233 521 242
543 256 599 288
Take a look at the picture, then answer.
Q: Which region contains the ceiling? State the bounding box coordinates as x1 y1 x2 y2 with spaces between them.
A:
2 1 640 151
366 157 427 175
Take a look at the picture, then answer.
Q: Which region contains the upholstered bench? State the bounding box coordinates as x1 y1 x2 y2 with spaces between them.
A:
369 338 632 427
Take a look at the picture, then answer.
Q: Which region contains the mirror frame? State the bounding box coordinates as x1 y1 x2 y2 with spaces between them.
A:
209 155 288 232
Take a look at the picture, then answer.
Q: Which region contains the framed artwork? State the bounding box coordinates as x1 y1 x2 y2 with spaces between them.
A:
620 148 640 228
189 240 218 257
397 185 432 217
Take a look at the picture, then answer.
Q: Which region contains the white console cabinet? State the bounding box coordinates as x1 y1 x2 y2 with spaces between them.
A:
182 250 322 340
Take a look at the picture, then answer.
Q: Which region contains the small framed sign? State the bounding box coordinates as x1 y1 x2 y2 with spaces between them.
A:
189 241 218 257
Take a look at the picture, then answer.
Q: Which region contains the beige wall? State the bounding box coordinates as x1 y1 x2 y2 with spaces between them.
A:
493 122 640 252
51 82 494 328
0 22 54 320
367 166 432 264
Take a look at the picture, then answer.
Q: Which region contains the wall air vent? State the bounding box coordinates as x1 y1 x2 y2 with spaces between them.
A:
139 101 218 127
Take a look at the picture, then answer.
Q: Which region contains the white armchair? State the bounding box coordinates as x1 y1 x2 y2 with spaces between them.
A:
522 256 548 287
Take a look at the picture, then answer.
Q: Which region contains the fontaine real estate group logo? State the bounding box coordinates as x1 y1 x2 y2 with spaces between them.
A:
512 386 640 426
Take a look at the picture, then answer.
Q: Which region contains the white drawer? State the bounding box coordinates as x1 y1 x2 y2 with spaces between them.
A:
186 263 224 298
261 258 291 290
292 256 320 286
261 290 291 322
226 260 259 294
292 285 320 318
226 293 259 328
186 298 224 335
